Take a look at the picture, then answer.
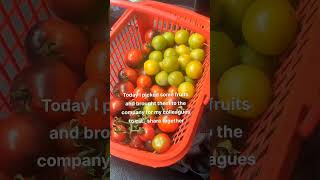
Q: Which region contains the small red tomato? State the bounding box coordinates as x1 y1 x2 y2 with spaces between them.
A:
167 86 178 96
118 67 138 84
152 133 171 153
113 81 135 100
129 134 144 150
127 99 138 111
142 43 153 54
145 29 158 42
137 75 152 89
126 49 144 68
139 124 155 142
110 97 126 116
158 114 180 133
133 87 150 102
111 125 127 143
163 96 180 110
137 67 147 75
150 85 166 102
146 115 157 127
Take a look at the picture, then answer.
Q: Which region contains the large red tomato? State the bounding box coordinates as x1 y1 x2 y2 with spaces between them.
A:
85 41 107 81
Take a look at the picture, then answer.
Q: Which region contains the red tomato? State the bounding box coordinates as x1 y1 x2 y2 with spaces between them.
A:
139 124 155 142
118 67 138 85
126 49 144 68
158 114 180 133
110 97 126 116
25 19 89 73
134 87 150 102
129 134 144 150
53 121 78 155
147 115 157 127
152 133 171 153
137 75 152 89
163 96 180 110
210 168 224 180
167 86 178 96
142 42 153 54
145 29 158 42
113 81 135 100
85 41 107 81
74 79 108 129
150 85 166 102
111 125 127 143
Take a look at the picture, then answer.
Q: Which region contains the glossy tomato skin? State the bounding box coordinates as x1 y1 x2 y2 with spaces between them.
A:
46 0 106 24
85 41 108 81
111 125 127 143
110 97 126 116
10 60 81 127
139 124 155 142
0 113 51 175
74 79 108 130
134 87 150 103
145 29 158 42
118 67 138 85
158 114 180 133
126 49 144 68
25 19 89 73
150 85 166 102
113 81 135 100
152 133 171 153
137 75 152 89
167 86 178 96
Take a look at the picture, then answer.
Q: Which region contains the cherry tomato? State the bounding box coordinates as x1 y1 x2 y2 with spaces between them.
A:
178 54 192 70
152 35 168 51
10 60 81 127
149 50 163 61
142 42 153 54
168 71 184 86
139 124 155 142
110 97 126 116
126 49 144 68
145 29 158 42
146 115 157 127
178 82 195 100
111 125 127 143
190 49 205 62
186 60 203 79
85 41 107 81
144 59 161 76
155 71 169 86
163 48 178 58
74 79 108 129
152 133 171 153
162 32 175 47
118 67 138 85
144 140 154 152
150 85 166 102
137 75 152 89
143 104 159 116
175 44 190 55
25 19 89 73
167 86 178 96
113 81 135 100
134 87 150 102
188 33 205 49
129 134 144 150
158 114 180 133
175 29 189 45
163 96 180 110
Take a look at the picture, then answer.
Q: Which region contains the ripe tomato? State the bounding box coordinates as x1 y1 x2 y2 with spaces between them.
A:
74 79 108 129
145 29 158 42
152 133 171 153
163 96 180 110
137 75 152 89
129 134 144 150
53 121 78 155
0 113 50 175
178 82 195 100
158 115 180 133
110 97 126 116
188 33 205 49
118 67 138 85
167 86 178 96
85 41 107 81
150 85 166 102
146 115 157 127
134 87 150 102
111 125 127 143
126 49 144 68
113 81 135 100
186 60 203 79
10 60 81 127
142 42 153 54
25 19 89 73
152 35 168 51
139 124 155 142
175 29 189 45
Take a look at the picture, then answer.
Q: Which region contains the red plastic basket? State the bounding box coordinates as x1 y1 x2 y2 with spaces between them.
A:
110 0 210 167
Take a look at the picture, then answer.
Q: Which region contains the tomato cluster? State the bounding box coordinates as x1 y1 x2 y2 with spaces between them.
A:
111 29 206 154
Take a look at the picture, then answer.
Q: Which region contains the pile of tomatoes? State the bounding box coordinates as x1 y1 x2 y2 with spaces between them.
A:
0 0 107 179
110 29 206 154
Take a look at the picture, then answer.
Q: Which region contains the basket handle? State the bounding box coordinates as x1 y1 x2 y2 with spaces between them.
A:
298 101 320 138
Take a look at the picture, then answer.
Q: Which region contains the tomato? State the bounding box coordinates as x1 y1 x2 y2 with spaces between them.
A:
111 125 127 143
146 115 157 127
155 71 169 86
0 113 50 175
113 81 135 100
129 134 144 150
137 67 147 75
139 124 155 142
145 29 158 43
152 133 171 153
178 54 191 70
118 67 138 84
168 71 184 86
167 86 178 96
142 42 153 54
188 33 205 49
25 19 89 73
53 121 78 155
126 49 144 68
161 56 180 73
158 115 180 133
184 76 195 85
60 154 92 180
144 140 154 152
218 65 272 119
242 0 297 55
190 48 205 62
110 97 126 116
149 50 163 61
134 87 150 102
85 41 107 81
186 60 203 79
144 59 161 76
46 0 106 23
74 79 108 129
176 44 190 55
162 32 175 47
163 96 180 110
81 15 107 47
10 60 81 127
178 82 195 100
151 35 168 51
137 75 152 89
143 104 159 116
164 48 178 58
175 29 189 45
150 85 166 102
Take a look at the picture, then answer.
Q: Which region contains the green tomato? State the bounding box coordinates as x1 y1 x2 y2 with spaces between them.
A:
186 60 203 79
178 82 195 100
144 59 161 76
152 35 168 51
168 71 184 86
161 56 180 73
188 33 205 49
149 51 163 61
162 32 175 47
175 29 189 45
143 104 159 115
190 49 205 62
155 71 169 86
178 54 192 70
163 48 178 58
175 44 190 55
184 76 195 84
